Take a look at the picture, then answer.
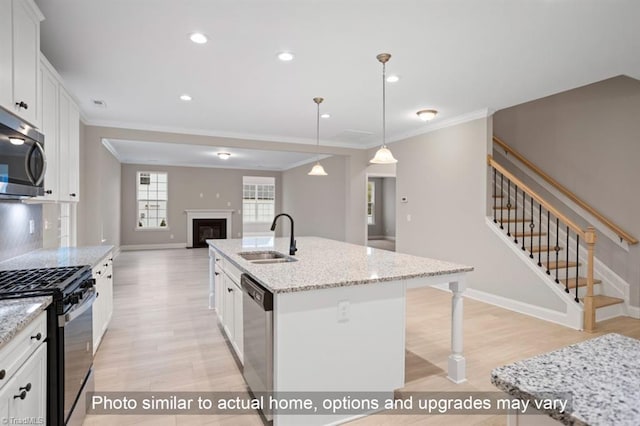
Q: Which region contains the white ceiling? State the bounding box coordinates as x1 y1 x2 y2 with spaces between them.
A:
104 139 326 171
37 0 640 150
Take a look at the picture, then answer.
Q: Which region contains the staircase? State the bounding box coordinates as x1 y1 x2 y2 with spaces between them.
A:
487 150 627 332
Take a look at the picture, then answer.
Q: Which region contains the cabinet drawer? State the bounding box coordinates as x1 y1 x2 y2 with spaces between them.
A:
0 311 46 390
92 254 113 279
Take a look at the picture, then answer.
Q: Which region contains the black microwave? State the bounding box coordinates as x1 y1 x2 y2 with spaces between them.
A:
0 107 46 198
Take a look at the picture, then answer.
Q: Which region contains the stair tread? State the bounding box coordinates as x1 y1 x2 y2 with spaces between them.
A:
513 231 547 237
531 246 564 253
560 277 602 289
583 295 624 308
545 260 580 269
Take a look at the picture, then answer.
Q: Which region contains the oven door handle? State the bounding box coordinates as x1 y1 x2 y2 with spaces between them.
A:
58 290 96 326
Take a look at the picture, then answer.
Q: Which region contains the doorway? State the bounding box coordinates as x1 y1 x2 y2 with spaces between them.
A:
366 167 396 252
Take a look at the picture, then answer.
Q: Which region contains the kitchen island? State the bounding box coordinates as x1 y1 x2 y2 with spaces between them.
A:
208 236 473 425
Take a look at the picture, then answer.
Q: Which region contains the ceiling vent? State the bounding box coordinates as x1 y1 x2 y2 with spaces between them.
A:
92 99 107 108
330 129 374 143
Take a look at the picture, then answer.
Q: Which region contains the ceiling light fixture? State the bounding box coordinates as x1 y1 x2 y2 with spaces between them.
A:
9 137 25 146
308 97 328 176
416 109 438 121
277 51 295 62
320 113 331 119
217 152 231 160
370 53 398 164
189 32 208 44
180 94 192 101
386 75 400 83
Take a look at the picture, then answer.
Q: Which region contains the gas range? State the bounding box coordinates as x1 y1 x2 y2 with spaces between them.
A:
0 265 94 314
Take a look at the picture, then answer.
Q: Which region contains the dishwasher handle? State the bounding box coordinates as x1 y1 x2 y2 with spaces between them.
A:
241 274 273 311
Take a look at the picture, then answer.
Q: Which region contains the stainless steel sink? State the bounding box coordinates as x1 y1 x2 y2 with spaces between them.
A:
238 251 297 264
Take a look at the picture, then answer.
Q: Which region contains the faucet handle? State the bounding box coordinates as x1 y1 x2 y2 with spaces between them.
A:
291 239 298 255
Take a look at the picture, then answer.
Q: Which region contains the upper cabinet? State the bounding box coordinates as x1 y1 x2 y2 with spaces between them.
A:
36 57 81 203
0 0 44 127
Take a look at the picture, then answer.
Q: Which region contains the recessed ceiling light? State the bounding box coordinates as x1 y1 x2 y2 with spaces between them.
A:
9 137 25 145
189 32 208 44
180 94 192 101
217 152 231 160
416 109 438 121
386 75 400 83
277 51 294 62
320 113 331 119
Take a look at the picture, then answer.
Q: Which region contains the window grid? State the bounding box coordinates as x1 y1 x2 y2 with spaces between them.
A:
137 172 168 228
243 183 275 223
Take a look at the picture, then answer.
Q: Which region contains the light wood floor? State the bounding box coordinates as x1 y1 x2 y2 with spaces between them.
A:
367 239 396 252
84 248 640 426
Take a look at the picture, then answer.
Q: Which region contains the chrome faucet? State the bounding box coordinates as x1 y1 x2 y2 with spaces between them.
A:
270 213 297 256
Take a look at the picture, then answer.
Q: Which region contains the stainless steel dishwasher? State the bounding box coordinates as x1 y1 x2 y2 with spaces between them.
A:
241 274 274 421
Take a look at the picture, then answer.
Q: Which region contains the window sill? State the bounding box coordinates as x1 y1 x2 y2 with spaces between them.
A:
135 227 171 231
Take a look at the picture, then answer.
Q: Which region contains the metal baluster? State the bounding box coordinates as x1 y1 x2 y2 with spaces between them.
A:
514 184 518 244
555 218 560 283
546 211 551 275
537 204 542 266
529 198 534 258
493 168 497 223
507 180 512 236
575 235 580 302
521 190 526 251
500 173 504 229
565 227 570 293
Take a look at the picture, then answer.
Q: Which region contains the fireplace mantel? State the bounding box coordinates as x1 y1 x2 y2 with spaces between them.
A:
185 209 233 248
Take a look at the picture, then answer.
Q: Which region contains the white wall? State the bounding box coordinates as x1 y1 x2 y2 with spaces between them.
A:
382 177 396 238
392 117 565 311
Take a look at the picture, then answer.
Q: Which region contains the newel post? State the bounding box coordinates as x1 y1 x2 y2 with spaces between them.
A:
583 227 597 332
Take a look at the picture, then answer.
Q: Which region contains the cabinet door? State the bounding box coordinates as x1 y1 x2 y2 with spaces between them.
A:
67 101 80 201
58 89 71 201
223 274 235 340
233 280 244 360
92 278 105 354
38 63 59 200
0 0 11 108
214 265 224 319
104 271 113 328
11 0 40 126
6 343 46 422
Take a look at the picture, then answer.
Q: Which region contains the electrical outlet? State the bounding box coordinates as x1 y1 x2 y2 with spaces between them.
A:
406 214 412 222
337 300 350 323
29 220 35 234
216 193 220 198
227 201 231 207
170 234 174 239
44 220 50 230
199 193 204 198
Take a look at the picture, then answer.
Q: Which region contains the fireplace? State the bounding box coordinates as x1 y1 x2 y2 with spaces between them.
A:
192 219 227 248
185 209 233 248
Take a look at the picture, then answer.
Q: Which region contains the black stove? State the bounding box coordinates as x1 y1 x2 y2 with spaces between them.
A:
0 265 93 314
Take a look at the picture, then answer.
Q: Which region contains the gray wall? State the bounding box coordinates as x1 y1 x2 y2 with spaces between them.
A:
494 75 640 307
0 202 42 262
281 155 347 241
367 177 384 237
391 118 565 311
382 177 396 237
121 164 282 246
77 123 121 247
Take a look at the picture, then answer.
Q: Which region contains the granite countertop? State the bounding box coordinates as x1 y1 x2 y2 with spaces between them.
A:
0 296 52 350
0 245 114 271
491 333 640 426
208 236 473 293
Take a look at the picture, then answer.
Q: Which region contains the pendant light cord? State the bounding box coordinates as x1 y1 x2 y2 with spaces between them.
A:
316 100 320 161
382 60 386 148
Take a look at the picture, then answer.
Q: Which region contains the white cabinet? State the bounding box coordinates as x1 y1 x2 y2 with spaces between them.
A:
0 311 47 424
0 0 43 126
92 253 114 354
34 56 81 203
210 248 244 362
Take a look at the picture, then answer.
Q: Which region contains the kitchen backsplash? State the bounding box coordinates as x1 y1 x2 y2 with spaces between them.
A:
0 201 43 263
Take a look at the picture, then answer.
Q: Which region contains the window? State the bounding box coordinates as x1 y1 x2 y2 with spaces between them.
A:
137 171 168 228
243 177 275 223
367 180 375 225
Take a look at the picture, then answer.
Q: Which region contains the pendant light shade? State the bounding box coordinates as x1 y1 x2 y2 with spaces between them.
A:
370 53 397 164
308 97 328 176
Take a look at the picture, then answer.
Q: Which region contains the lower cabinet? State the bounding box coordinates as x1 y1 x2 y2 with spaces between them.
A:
92 253 114 355
210 249 243 363
0 343 46 423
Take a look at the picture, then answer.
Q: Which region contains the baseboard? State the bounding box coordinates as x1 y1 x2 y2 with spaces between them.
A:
120 242 187 251
627 305 640 319
430 283 581 329
368 236 396 241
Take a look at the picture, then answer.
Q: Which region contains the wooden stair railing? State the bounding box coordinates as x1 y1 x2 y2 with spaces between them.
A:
493 136 638 246
488 155 622 332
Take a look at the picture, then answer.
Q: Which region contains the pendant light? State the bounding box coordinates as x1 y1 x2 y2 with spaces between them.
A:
308 97 328 176
370 53 398 164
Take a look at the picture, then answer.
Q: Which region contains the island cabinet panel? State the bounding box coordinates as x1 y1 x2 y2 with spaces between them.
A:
272 280 406 426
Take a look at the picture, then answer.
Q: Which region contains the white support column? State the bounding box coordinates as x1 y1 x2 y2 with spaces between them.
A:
447 279 466 383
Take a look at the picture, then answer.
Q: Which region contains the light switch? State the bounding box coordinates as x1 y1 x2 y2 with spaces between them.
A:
29 220 35 234
227 201 231 207
216 193 220 198
199 192 204 198
406 214 412 222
